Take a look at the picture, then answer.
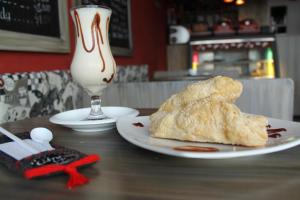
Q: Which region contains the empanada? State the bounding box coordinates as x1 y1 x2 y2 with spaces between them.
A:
150 76 268 147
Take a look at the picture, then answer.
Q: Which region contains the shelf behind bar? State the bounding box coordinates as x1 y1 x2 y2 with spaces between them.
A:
190 34 275 45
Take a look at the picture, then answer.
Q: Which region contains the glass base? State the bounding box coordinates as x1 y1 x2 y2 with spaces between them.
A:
87 113 106 120
88 96 106 120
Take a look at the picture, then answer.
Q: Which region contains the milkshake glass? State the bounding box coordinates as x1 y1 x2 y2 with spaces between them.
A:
70 5 116 120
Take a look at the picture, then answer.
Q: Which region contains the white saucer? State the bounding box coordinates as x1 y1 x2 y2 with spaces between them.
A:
49 107 139 133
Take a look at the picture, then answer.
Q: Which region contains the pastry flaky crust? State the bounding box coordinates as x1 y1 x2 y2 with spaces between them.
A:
150 76 268 147
158 76 243 112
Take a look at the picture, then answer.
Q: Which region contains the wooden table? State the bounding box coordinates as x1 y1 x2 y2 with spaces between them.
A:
1 109 300 200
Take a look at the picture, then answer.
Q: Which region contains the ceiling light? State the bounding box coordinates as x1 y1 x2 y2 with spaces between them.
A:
236 0 245 5
224 0 234 3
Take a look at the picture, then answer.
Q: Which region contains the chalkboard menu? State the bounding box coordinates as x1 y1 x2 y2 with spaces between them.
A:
0 0 60 38
81 0 132 55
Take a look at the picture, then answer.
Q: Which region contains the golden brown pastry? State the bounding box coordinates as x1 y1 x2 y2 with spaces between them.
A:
158 76 243 112
150 76 268 147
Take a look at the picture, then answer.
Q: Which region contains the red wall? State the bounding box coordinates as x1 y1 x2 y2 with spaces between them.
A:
0 0 167 79
117 0 167 78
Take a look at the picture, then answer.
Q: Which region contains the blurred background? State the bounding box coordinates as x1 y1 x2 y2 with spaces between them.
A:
0 0 299 119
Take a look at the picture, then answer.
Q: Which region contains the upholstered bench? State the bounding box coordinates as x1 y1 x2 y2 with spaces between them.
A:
0 64 148 123
0 70 80 123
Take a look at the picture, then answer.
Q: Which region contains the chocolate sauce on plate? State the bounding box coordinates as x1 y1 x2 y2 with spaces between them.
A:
267 125 287 138
133 122 144 127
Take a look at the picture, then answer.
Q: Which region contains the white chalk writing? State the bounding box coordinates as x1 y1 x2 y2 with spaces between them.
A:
0 6 11 21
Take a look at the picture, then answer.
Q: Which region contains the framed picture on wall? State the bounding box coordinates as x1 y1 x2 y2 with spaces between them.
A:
0 1 70 53
74 0 133 56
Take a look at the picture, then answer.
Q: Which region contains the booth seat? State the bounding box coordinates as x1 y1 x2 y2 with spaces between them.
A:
96 78 294 121
0 70 78 123
0 65 148 123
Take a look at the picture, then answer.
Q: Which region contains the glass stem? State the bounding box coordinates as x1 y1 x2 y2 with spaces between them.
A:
88 95 105 120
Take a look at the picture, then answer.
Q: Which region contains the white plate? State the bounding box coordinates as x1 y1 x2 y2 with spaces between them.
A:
49 107 139 133
116 116 300 159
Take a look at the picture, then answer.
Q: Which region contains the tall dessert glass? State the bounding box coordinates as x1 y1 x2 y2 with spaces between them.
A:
70 5 116 120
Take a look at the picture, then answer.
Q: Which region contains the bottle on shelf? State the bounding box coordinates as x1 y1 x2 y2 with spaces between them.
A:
265 47 275 78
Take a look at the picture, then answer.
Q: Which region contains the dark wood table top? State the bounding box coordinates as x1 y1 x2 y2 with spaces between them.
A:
1 109 300 200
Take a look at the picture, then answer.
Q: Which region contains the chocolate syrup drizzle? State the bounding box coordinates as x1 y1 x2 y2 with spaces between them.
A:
74 10 115 83
133 122 144 127
267 125 286 138
103 73 114 83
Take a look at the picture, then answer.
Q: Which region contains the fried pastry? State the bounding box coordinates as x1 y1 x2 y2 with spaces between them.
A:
150 76 268 147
